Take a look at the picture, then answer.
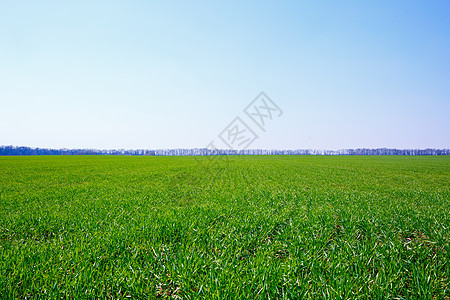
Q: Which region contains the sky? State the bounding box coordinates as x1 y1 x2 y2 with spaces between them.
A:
1 1 449 150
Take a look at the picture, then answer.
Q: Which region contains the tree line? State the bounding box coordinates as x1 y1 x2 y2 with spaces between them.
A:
1 145 449 156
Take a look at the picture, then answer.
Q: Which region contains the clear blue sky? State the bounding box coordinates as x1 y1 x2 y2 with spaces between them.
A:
1 1 449 150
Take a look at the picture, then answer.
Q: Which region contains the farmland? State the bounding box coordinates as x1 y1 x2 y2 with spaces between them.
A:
0 155 449 299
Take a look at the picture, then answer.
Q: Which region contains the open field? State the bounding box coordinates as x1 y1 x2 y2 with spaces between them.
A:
0 155 449 299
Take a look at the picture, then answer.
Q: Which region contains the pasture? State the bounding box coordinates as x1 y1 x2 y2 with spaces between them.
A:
0 155 449 299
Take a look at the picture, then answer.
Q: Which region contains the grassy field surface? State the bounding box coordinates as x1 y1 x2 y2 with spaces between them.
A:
0 155 449 299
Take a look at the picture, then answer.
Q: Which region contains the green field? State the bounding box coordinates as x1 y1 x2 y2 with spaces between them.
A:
0 155 449 299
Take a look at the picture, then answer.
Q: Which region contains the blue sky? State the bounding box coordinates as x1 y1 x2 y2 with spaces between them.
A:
1 1 449 150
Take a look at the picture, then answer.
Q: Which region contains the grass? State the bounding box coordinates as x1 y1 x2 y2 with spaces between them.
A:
0 155 449 299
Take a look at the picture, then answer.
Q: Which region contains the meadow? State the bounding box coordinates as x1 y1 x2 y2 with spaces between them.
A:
0 155 449 299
